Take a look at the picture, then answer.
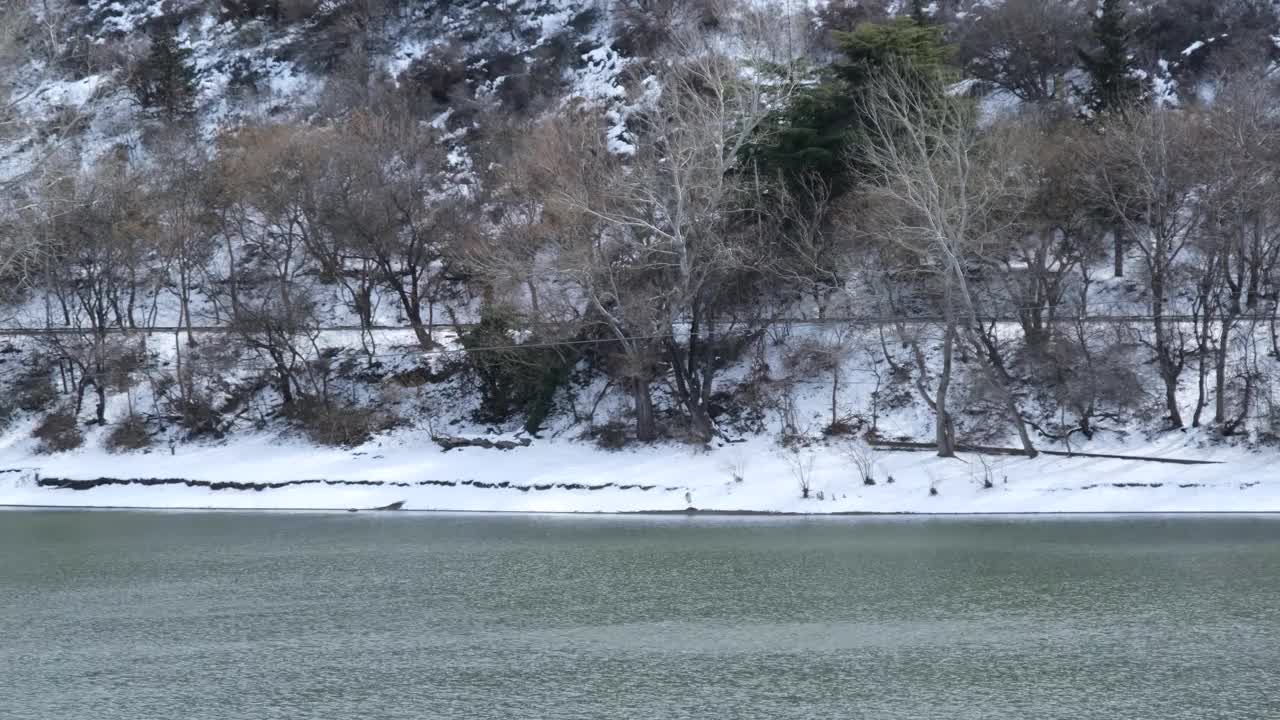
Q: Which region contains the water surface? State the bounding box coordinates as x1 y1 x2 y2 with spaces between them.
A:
2 511 1278 719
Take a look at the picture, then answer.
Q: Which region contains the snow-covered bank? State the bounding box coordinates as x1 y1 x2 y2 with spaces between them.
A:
2 429 1276 514
0 317 1273 515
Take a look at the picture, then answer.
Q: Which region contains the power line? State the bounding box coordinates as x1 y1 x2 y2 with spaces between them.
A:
3 311 1276 337
5 299 1278 360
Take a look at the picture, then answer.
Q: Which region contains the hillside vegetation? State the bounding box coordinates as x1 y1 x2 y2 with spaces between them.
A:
2 0 1280 469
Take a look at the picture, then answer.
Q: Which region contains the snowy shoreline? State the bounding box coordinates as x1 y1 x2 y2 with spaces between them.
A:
4 504 1280 517
2 428 1277 514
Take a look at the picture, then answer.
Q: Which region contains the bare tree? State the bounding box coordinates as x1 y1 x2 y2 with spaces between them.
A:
1001 117 1101 350
956 0 1083 103
27 157 159 422
508 26 792 443
494 109 664 440
1080 108 1205 428
567 34 790 442
320 110 472 350
148 134 216 345
210 124 325 406
781 445 815 499
1194 74 1280 432
850 64 1038 457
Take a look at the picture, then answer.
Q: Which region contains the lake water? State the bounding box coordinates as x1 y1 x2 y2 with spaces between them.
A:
1 511 1278 719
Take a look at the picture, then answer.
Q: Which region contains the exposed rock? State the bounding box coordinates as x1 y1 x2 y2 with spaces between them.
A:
433 436 531 452
36 475 682 494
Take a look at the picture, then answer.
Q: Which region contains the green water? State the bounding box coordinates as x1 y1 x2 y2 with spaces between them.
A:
1 511 1278 719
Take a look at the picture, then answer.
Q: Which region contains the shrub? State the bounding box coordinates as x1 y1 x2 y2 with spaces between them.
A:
286 396 399 447
16 365 58 412
169 392 226 438
590 421 629 451
153 342 243 439
403 45 466 100
783 446 815 499
104 414 151 452
459 306 575 433
33 411 83 453
824 419 858 437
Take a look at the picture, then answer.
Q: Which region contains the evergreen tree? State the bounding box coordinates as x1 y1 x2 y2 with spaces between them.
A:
129 26 198 120
1077 0 1147 117
748 67 854 188
748 18 952 194
1077 0 1148 276
834 18 953 88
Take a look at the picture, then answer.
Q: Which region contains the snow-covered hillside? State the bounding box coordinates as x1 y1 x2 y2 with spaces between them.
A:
4 0 1280 513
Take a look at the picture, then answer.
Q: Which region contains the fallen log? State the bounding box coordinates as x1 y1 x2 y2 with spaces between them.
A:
867 440 1222 465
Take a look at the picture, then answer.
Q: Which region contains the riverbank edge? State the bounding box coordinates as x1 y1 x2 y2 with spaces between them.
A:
4 432 1273 514
5 503 1280 517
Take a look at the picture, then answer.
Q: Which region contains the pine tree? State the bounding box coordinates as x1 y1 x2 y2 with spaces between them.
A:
834 18 953 88
129 26 198 120
748 18 953 194
1077 0 1148 277
1077 0 1147 117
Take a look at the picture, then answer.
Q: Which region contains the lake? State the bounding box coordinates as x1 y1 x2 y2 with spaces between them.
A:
1 511 1278 719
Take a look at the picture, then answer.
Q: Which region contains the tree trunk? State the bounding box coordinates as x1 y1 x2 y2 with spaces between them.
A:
666 338 716 444
1270 302 1280 358
404 303 433 350
277 370 294 405
224 235 241 320
1162 369 1183 428
270 349 294 405
1004 388 1038 458
1193 354 1207 428
935 321 956 457
1113 225 1125 278
686 400 714 443
126 277 138 330
831 368 839 429
353 286 376 365
174 330 189 408
95 382 106 425
1079 406 1094 440
180 283 196 347
1193 308 1212 428
632 379 656 442
1213 333 1228 425
1151 273 1183 428
74 375 88 417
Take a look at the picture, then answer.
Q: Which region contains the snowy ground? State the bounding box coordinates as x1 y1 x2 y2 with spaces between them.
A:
0 317 1276 515
1 424 1276 514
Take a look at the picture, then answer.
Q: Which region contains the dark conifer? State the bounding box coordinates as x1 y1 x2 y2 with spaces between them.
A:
129 26 198 120
1077 0 1148 117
